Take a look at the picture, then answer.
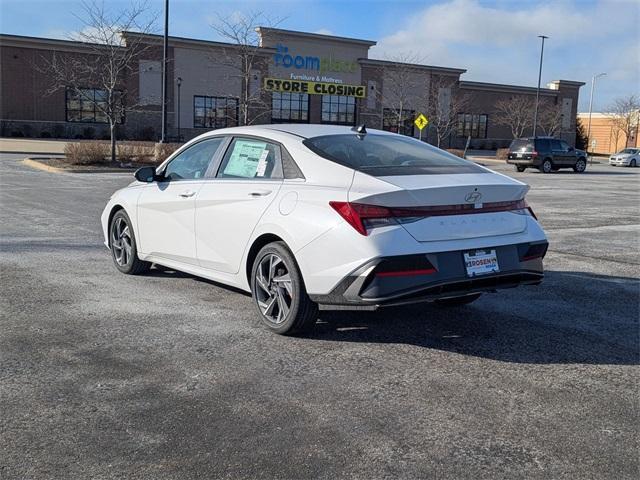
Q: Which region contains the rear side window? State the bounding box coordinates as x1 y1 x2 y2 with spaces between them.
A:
509 139 534 152
303 134 484 176
217 137 283 180
536 139 551 152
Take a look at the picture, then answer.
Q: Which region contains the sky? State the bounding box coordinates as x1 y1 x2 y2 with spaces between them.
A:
1 0 638 111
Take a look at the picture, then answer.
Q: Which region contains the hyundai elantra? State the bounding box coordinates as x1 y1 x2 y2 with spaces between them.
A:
101 124 548 334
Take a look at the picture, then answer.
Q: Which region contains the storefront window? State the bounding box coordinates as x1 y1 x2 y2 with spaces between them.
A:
321 95 356 125
271 92 309 123
66 87 122 123
382 108 415 137
457 114 488 138
194 96 239 129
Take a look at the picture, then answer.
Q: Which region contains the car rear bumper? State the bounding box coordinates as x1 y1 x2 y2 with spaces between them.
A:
309 241 547 307
506 157 542 167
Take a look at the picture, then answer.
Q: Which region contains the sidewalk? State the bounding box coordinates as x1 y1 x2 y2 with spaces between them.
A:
0 138 68 155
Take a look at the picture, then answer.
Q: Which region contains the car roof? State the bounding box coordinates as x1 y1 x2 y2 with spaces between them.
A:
200 123 394 140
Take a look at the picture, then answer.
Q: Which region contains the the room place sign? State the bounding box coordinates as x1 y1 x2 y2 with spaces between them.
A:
264 78 366 98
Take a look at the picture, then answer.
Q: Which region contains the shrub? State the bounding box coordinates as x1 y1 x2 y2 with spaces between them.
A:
117 142 156 163
154 142 181 163
496 148 509 160
64 141 109 165
446 149 465 158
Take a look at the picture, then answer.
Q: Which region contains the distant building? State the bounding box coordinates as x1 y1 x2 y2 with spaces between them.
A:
1 28 585 147
577 112 640 154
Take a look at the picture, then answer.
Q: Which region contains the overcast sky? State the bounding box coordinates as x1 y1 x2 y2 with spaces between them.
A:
1 0 638 111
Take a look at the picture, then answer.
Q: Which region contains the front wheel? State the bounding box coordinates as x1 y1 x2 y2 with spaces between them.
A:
573 158 587 173
250 242 318 335
435 293 482 307
630 159 637 168
109 210 151 274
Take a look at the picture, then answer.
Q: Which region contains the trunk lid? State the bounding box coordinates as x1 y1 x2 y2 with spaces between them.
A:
348 171 530 242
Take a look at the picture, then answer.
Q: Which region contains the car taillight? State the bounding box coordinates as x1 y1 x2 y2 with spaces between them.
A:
525 201 538 220
330 199 531 235
521 242 548 261
531 151 539 158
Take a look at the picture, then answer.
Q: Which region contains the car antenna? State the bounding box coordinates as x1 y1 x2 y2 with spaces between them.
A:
351 124 367 138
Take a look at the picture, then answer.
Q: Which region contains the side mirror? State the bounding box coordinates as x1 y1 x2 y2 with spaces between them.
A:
134 166 158 183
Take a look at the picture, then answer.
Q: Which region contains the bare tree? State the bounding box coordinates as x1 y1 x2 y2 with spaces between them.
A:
210 12 283 126
494 96 535 138
375 53 427 135
607 94 640 148
425 75 470 148
39 0 156 163
536 101 563 136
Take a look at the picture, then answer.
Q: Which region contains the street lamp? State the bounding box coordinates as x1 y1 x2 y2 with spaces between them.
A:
160 0 169 143
532 35 549 138
587 72 607 160
176 76 182 141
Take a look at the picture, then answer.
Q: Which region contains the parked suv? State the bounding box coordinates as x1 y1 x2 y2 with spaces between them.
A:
507 137 587 173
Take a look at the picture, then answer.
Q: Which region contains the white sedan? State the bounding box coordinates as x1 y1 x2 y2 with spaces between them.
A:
609 148 639 167
101 125 548 335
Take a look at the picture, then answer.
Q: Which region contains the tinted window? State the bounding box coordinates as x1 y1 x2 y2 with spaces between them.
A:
536 139 551 152
163 138 223 181
217 137 283 180
559 141 570 151
550 139 562 150
509 139 534 152
304 134 484 176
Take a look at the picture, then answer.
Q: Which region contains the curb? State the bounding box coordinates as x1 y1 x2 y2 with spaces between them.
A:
22 157 136 174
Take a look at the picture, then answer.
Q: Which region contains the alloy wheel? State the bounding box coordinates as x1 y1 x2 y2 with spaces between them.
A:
111 217 132 266
575 159 586 172
254 253 293 324
542 160 552 173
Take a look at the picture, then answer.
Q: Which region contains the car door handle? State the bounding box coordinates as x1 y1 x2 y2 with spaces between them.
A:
179 190 196 198
248 190 272 197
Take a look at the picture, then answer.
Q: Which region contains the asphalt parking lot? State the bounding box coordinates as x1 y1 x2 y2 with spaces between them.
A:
1 152 638 479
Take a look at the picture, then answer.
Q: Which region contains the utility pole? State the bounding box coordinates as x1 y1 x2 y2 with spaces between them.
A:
586 72 607 160
160 0 169 142
176 77 182 141
532 35 548 138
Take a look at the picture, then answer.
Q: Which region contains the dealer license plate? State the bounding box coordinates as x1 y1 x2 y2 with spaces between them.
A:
516 153 523 158
464 250 499 277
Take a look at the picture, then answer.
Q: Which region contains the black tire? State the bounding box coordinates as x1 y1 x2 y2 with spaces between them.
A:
250 241 318 335
540 159 553 173
630 159 637 168
109 210 151 275
435 293 482 307
573 157 587 173
515 165 526 172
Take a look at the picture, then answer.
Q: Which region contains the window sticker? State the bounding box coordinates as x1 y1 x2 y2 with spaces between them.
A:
256 149 270 177
223 140 267 177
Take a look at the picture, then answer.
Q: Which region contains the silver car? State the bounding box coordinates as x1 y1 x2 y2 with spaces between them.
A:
609 148 639 167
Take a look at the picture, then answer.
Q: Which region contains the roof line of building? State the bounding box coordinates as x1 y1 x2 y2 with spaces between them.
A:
359 58 466 75
0 33 124 52
121 31 277 53
459 80 558 94
255 27 376 47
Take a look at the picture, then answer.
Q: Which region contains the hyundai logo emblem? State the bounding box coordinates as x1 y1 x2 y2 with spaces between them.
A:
465 191 482 203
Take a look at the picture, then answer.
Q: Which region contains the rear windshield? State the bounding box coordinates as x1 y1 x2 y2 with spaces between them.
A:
303 134 484 176
509 139 534 152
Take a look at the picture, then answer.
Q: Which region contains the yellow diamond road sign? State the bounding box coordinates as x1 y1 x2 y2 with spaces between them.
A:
414 113 428 130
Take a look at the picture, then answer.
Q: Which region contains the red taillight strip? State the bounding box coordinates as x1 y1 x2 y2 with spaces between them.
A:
330 199 531 236
376 268 437 278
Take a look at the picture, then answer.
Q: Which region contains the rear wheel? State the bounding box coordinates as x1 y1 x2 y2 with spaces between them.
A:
109 210 151 274
435 293 482 307
250 242 318 335
540 159 553 173
573 157 587 173
515 165 526 172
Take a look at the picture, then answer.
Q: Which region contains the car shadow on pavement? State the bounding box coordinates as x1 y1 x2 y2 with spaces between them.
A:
308 270 640 366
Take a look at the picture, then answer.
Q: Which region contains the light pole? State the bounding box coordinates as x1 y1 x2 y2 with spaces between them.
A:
160 0 169 143
587 72 606 160
532 35 549 138
176 76 182 141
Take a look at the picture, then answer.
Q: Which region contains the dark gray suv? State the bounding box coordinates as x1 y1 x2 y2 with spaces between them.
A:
507 137 587 173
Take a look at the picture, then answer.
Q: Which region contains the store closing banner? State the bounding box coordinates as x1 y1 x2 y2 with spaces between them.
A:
264 78 366 98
